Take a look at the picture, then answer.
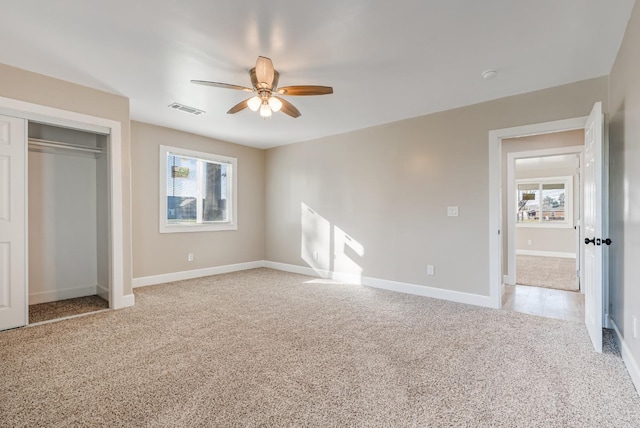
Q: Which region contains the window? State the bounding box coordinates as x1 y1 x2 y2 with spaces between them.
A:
159 145 237 233
516 176 572 228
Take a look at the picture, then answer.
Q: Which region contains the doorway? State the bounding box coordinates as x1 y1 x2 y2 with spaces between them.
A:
0 97 129 332
513 154 580 292
489 102 607 352
27 122 111 324
503 137 584 322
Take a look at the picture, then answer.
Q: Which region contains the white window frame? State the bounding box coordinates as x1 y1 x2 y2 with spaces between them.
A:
515 175 573 229
159 145 237 233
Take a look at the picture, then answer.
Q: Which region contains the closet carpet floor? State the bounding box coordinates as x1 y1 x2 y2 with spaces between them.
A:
29 295 109 324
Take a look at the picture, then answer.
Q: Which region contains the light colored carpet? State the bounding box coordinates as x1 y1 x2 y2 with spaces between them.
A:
29 295 109 324
516 255 578 291
1 268 638 427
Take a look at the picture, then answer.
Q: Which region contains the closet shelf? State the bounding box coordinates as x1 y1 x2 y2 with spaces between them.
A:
28 138 103 158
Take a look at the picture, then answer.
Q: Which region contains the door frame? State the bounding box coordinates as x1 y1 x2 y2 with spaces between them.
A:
488 116 591 308
0 96 130 311
505 145 584 288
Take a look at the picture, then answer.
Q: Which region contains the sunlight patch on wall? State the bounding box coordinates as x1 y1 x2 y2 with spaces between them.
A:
300 202 364 283
333 225 364 284
301 202 331 277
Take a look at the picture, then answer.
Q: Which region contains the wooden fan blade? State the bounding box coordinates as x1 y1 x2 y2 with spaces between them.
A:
255 56 275 88
191 80 253 92
277 85 333 96
227 99 250 114
274 96 301 118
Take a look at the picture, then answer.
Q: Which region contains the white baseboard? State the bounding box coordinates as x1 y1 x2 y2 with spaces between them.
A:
132 261 265 288
263 261 328 278
29 285 97 305
609 316 640 396
132 260 494 309
264 261 494 308
516 250 576 258
363 275 494 308
96 283 109 301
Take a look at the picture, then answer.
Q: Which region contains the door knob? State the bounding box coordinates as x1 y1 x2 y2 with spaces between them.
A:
603 238 612 245
585 237 595 245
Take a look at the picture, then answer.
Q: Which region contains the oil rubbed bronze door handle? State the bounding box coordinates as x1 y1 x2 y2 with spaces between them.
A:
585 237 596 245
603 238 612 246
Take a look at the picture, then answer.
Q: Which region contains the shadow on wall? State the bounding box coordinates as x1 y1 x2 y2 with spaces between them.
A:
300 202 364 283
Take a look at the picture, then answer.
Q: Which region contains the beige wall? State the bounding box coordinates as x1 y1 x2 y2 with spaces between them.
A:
265 77 607 296
609 1 640 368
130 121 265 278
0 63 133 295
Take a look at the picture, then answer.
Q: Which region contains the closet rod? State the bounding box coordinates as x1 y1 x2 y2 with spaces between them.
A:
28 138 102 154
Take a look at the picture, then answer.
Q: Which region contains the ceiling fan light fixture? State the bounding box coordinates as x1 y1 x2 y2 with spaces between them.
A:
247 96 262 111
268 96 283 112
260 103 272 118
192 56 332 119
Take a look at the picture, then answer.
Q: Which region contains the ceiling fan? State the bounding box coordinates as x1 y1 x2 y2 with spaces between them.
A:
191 56 333 119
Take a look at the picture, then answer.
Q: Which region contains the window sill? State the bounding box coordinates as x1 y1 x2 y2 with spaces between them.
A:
160 223 238 233
516 223 573 229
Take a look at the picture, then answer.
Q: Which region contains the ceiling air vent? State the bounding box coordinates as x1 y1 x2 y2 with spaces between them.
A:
168 102 205 116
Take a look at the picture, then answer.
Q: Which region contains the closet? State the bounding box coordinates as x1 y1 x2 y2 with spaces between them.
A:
27 122 110 319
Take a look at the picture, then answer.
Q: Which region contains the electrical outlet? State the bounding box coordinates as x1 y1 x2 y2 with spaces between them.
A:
427 265 435 275
313 250 319 260
528 240 532 245
447 206 459 217
633 316 638 339
188 253 194 262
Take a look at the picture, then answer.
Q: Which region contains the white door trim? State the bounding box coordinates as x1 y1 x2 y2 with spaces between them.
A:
0 96 129 310
488 117 587 308
505 145 583 286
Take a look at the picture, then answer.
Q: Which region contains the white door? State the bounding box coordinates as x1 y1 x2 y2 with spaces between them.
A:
0 115 27 331
0 115 27 330
583 102 604 353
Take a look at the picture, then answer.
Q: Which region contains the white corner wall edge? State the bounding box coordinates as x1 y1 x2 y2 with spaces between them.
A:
609 316 640 397
264 261 494 308
97 283 109 301
132 261 265 288
119 293 135 308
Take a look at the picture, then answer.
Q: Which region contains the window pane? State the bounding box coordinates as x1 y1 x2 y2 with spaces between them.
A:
167 154 197 224
161 145 237 233
541 184 565 222
201 160 229 222
517 185 539 223
518 183 539 191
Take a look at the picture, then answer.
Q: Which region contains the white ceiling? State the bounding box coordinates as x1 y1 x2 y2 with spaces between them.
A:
1 1 635 149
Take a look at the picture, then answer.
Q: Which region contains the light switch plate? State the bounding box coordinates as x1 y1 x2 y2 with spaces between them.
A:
447 206 459 217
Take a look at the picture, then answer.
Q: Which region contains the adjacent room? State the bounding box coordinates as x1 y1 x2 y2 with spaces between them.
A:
1 1 640 426
501 130 586 323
